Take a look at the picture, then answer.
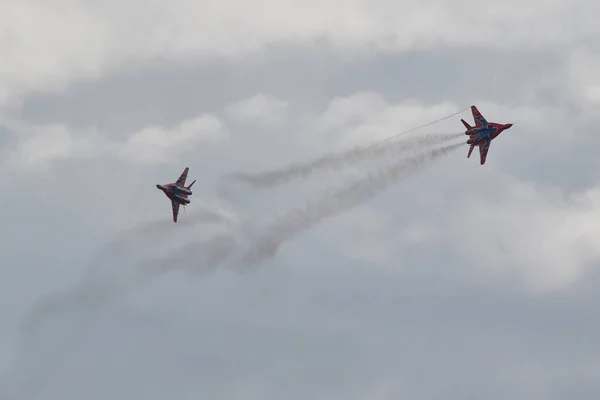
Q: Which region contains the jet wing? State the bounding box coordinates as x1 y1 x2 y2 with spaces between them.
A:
479 138 490 165
175 167 189 187
171 200 180 223
471 105 488 128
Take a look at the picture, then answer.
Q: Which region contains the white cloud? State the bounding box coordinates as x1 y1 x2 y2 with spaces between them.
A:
567 47 600 106
311 92 463 149
224 93 288 125
315 92 390 133
0 93 466 170
3 113 227 168
4 124 105 169
1 0 599 105
430 177 600 293
311 160 600 294
0 0 112 106
120 114 226 164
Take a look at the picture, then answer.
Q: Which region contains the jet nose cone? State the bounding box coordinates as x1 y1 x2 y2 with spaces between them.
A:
156 184 161 189
506 123 513 129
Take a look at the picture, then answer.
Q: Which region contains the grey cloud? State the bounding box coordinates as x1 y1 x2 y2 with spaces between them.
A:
20 256 600 400
19 44 565 134
3 40 600 400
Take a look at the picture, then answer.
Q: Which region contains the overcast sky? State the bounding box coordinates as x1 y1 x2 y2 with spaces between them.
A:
2 1 600 399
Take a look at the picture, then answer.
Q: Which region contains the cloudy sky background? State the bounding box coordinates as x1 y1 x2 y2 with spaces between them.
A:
2 0 600 398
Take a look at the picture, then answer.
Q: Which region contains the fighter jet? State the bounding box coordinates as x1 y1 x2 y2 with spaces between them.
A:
462 105 513 165
156 167 196 222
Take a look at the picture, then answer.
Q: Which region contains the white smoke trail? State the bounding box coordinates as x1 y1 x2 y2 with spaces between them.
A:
225 132 463 189
140 234 238 276
239 142 463 264
84 206 236 280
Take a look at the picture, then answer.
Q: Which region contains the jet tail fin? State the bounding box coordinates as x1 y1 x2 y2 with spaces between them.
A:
186 180 196 189
467 145 474 158
461 119 472 130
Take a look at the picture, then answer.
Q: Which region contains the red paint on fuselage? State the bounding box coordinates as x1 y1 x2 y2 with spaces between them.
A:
156 184 190 204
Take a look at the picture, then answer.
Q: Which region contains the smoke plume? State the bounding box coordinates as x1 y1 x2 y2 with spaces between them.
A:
225 132 462 189
240 142 463 264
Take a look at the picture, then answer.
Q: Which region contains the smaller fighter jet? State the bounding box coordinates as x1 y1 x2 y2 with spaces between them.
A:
462 105 513 165
156 167 196 222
